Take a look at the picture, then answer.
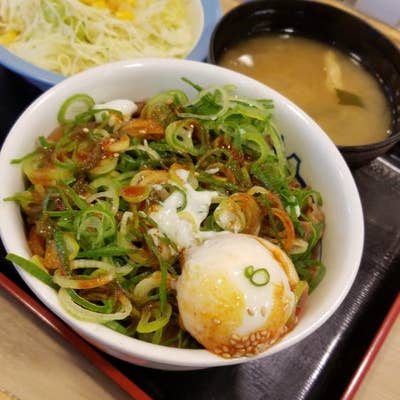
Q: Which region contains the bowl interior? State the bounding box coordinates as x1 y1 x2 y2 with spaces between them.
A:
0 0 220 90
209 0 400 165
0 59 364 369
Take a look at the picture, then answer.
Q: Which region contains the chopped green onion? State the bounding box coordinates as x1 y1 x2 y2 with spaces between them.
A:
6 254 58 289
197 172 241 193
78 246 133 258
242 127 272 166
165 119 202 156
244 265 254 279
66 288 114 313
58 184 88 210
136 303 172 333
54 229 69 270
162 184 187 211
10 150 38 165
141 90 188 127
258 193 282 246
58 288 131 323
104 320 128 334
182 77 203 92
38 136 52 150
143 232 168 313
243 265 270 287
296 260 326 292
178 86 231 121
57 94 95 124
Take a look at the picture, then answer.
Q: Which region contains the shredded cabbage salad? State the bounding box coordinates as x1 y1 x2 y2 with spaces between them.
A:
0 0 194 75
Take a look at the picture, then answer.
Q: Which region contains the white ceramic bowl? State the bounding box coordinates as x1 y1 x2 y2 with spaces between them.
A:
0 59 364 370
0 0 221 90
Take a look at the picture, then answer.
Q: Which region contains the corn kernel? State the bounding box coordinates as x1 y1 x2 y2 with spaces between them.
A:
0 30 18 45
83 0 107 8
81 0 135 18
93 0 108 8
106 0 120 12
115 10 134 20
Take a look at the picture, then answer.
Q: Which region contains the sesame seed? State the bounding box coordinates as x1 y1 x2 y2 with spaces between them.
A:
232 334 240 340
222 346 229 353
256 344 266 352
250 333 255 342
222 353 232 359
261 306 267 317
247 308 255 316
212 318 221 325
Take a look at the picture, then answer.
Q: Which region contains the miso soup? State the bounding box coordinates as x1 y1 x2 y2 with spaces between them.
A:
220 35 391 146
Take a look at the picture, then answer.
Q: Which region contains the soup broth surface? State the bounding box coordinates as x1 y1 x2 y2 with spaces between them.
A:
220 35 391 146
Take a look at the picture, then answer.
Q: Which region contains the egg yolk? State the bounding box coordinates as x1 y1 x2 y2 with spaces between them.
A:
80 0 135 20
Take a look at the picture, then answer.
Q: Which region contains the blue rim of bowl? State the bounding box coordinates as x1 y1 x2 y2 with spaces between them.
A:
0 0 222 88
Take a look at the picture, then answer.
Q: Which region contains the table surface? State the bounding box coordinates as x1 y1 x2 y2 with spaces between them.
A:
354 313 400 400
0 1 399 399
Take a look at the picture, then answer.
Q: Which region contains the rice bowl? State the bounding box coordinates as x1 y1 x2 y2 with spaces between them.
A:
0 59 364 370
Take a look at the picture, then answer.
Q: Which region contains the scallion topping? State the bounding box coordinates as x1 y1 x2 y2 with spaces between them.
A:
6 79 326 350
57 93 95 124
244 265 270 287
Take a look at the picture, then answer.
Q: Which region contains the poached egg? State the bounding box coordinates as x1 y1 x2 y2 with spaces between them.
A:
176 232 300 358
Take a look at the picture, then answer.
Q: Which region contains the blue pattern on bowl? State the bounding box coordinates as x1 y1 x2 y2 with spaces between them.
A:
287 153 306 188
